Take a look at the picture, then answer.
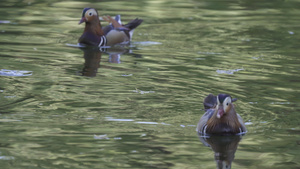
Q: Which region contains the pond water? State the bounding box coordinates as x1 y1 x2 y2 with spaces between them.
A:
0 0 299 168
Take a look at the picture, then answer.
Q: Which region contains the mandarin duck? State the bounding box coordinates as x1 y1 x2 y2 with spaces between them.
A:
197 94 247 135
78 8 143 47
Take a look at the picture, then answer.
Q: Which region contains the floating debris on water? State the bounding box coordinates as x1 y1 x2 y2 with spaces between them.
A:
270 102 291 105
0 69 33 77
94 134 109 140
0 156 15 160
288 31 294 35
252 55 264 60
135 121 158 125
4 96 16 99
66 43 87 48
245 122 253 125
216 68 244 75
198 51 222 55
180 125 186 128
249 102 258 104
105 117 134 122
121 74 133 77
187 125 196 127
140 134 147 137
0 20 11 24
0 119 22 122
114 137 122 140
132 88 155 94
241 38 251 42
133 41 162 46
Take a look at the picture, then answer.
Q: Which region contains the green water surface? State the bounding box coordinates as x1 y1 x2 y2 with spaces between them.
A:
0 0 299 168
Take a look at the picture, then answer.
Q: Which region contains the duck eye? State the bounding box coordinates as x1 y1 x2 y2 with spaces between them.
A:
88 12 93 16
226 103 229 106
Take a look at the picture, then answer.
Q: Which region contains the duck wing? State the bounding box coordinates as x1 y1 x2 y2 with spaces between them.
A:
197 108 215 133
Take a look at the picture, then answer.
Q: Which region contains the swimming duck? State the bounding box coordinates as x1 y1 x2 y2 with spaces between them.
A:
78 8 143 47
197 94 247 135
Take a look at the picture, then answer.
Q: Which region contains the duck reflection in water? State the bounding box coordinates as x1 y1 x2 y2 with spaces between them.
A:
197 94 247 169
80 47 102 77
199 135 242 169
80 47 140 77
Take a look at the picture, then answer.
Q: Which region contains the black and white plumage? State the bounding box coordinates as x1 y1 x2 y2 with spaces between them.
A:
98 36 107 47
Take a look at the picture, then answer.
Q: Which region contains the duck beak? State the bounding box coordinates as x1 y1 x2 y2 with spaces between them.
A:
79 17 86 24
216 106 224 118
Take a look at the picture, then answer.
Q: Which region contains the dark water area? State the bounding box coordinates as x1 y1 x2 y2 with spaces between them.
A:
0 0 299 168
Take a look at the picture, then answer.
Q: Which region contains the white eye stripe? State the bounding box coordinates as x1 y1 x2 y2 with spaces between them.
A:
86 9 97 17
223 97 232 112
223 97 231 104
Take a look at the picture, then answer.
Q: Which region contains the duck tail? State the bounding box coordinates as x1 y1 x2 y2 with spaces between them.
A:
123 18 143 40
124 18 143 30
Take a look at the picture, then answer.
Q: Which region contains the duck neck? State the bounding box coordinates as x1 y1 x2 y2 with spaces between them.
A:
84 20 104 36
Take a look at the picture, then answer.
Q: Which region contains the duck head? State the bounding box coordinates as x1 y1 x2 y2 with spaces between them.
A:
79 8 99 24
216 94 235 119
